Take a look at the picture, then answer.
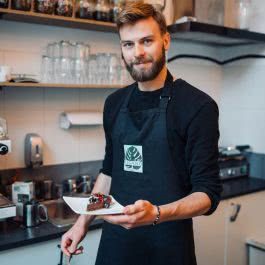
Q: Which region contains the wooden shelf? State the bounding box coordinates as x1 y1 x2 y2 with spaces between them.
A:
0 82 125 89
0 7 117 32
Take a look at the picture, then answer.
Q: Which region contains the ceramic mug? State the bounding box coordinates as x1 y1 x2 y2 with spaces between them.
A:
0 65 11 82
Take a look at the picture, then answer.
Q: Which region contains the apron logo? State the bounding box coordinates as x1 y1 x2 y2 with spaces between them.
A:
124 145 143 173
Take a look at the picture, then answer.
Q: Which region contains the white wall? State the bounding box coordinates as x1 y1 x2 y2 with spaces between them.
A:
0 17 264 170
218 44 265 153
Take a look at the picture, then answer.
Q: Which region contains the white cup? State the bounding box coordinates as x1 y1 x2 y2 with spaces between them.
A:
0 65 11 82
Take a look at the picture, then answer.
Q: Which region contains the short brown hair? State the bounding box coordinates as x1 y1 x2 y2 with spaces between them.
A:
116 1 167 35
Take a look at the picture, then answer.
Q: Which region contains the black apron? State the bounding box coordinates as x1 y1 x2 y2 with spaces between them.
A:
95 71 197 265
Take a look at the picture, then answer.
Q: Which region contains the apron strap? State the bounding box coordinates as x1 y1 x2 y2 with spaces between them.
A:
120 69 174 112
159 70 174 112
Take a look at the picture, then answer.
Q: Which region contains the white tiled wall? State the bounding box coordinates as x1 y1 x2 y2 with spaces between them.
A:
1 18 265 169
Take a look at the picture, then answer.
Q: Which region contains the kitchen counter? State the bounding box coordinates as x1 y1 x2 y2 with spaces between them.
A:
221 176 265 199
1 176 265 252
0 218 103 252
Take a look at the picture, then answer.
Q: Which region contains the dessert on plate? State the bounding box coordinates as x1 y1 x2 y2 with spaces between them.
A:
87 192 112 211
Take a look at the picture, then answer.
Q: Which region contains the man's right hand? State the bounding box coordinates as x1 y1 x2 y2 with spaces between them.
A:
61 220 88 257
61 173 111 257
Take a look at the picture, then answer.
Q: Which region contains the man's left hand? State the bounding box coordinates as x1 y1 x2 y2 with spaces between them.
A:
100 200 158 229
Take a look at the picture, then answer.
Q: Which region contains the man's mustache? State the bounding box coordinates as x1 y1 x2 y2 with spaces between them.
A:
132 58 153 65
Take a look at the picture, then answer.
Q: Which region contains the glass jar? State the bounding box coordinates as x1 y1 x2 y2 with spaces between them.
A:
12 0 32 11
233 0 252 29
0 0 9 8
109 0 124 23
34 0 55 14
55 0 73 17
95 0 110 22
76 0 96 19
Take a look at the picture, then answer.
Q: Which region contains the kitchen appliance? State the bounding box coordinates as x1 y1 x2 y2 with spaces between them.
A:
12 181 35 216
23 199 48 227
219 145 250 180
0 193 16 220
25 133 43 168
0 117 12 156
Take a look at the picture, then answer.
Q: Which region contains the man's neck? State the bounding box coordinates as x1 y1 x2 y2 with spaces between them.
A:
137 66 168 92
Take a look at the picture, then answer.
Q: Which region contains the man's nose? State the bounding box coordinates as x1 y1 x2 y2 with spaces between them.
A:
134 44 145 57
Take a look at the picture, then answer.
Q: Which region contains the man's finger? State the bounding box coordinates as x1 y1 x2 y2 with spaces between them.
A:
61 238 72 256
103 214 131 224
124 200 145 215
68 239 79 254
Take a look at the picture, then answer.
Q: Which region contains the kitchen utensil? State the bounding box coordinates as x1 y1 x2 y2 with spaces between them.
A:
43 179 53 200
23 199 48 227
63 178 77 194
77 175 91 194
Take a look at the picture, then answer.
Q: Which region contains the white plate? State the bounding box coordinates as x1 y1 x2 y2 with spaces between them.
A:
63 195 124 215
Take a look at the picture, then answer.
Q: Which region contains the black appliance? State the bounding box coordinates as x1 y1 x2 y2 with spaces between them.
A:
218 145 250 180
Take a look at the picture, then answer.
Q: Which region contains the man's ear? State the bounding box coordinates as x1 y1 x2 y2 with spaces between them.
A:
163 32 170 51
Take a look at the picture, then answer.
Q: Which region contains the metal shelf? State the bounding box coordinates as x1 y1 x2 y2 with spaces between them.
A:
168 21 265 46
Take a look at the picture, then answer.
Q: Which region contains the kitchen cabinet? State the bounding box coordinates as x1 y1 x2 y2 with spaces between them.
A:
193 190 265 265
193 199 228 265
226 191 265 265
0 228 102 265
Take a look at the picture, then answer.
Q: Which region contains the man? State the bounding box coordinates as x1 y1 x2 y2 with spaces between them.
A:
61 2 222 265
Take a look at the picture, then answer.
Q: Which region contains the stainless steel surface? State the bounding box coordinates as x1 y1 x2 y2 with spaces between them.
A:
43 180 53 200
42 198 78 227
24 133 43 168
23 199 48 227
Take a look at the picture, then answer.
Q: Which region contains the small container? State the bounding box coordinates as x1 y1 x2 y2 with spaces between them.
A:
95 0 110 22
76 0 96 19
77 175 91 194
0 0 9 8
12 0 32 11
55 0 73 17
34 0 55 14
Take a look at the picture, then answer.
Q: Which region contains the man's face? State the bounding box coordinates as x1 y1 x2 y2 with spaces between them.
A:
119 17 170 82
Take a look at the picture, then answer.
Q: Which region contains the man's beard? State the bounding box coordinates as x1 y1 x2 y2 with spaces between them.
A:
122 46 166 82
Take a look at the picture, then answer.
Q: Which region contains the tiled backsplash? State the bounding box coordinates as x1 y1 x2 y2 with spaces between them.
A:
0 160 103 197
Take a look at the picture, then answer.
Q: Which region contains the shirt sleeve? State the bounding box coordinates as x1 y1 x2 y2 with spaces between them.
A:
185 100 222 215
99 99 113 177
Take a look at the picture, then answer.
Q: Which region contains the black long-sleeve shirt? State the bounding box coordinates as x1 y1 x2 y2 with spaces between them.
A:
100 78 222 215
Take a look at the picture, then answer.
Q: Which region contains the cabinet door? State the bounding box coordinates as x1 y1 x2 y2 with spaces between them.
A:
226 191 265 265
0 238 60 265
67 228 102 265
0 228 102 265
193 200 228 265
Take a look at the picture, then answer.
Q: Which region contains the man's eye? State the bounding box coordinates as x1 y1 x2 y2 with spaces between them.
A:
144 39 152 45
123 43 133 48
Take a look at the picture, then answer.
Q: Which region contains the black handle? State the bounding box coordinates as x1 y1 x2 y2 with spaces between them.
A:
57 244 63 265
230 203 241 222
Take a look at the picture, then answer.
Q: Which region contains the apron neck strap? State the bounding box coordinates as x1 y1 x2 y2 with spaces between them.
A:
121 69 174 111
159 70 174 111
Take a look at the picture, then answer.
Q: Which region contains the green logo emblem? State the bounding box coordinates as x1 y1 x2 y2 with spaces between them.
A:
124 145 143 173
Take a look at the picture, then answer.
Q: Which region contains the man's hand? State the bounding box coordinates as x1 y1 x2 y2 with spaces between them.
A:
61 220 88 257
101 200 157 229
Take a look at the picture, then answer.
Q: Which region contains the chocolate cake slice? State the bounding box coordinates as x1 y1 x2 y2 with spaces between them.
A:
87 193 112 211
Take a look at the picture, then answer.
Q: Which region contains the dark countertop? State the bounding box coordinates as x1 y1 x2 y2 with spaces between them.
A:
1 176 265 252
221 176 265 200
0 218 103 252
